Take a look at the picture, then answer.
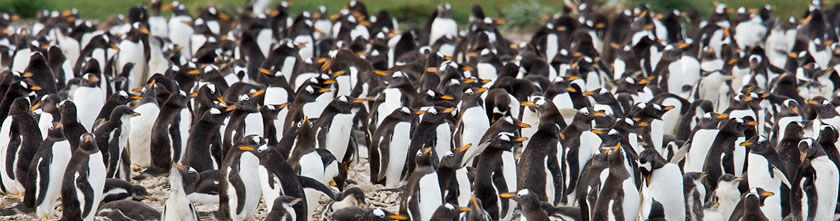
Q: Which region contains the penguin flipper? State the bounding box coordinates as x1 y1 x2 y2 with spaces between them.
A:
228 168 248 214
75 171 96 218
298 175 336 200
375 134 391 182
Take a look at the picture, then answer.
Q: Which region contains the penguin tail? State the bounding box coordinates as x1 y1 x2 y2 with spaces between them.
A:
0 206 20 216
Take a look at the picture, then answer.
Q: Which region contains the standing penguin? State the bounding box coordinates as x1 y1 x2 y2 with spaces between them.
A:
742 136 790 221
72 77 105 131
638 148 686 221
182 107 229 172
371 107 416 187
400 147 443 221
517 122 564 204
217 139 263 221
162 164 199 221
0 97 42 196
128 83 160 168
93 105 138 181
16 122 70 219
437 145 473 208
428 3 457 46
316 96 365 164
166 1 194 58
791 138 839 221
60 133 106 221
473 132 526 220
592 144 640 221
146 91 191 176
453 87 489 165
118 23 149 90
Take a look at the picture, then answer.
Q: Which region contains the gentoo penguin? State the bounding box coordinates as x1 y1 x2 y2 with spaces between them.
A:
701 118 751 190
257 140 336 221
473 132 526 220
128 83 160 168
119 22 149 90
453 87 489 165
437 145 473 207
285 119 341 218
683 172 707 221
162 164 199 221
266 196 303 221
14 122 70 219
370 71 415 132
683 113 727 173
0 97 41 196
428 3 457 46
517 122 563 204
72 77 105 131
147 0 168 38
407 106 454 172
100 178 151 203
791 138 839 221
222 90 265 158
146 91 191 176
182 107 229 172
166 1 194 58
638 148 686 221
400 148 443 221
93 105 138 181
97 199 161 221
95 91 133 123
371 107 416 187
217 139 263 220
315 96 365 164
60 133 106 221
592 144 640 221
742 136 790 221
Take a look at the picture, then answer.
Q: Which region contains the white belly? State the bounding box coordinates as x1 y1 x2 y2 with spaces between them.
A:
417 173 442 221
36 141 72 218
433 123 451 162
384 123 412 187
129 104 160 168
325 114 354 161
684 129 719 173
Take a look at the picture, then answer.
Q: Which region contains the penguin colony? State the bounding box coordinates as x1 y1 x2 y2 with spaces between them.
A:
2 0 840 220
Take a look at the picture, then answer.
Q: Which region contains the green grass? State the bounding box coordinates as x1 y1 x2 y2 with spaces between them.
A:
0 0 822 29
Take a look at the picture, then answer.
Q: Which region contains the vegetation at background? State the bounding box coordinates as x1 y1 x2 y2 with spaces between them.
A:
0 0 820 30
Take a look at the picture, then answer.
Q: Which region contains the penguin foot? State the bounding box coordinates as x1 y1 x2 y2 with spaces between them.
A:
7 192 23 198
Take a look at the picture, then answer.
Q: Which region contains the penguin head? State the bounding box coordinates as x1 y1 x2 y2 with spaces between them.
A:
489 132 526 150
272 196 303 213
7 97 30 116
130 184 152 201
717 174 743 188
500 189 541 210
818 125 838 144
414 147 434 166
432 203 470 219
638 148 666 179
110 105 140 122
741 136 771 154
79 133 98 152
58 100 79 122
47 122 65 139
170 163 199 188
